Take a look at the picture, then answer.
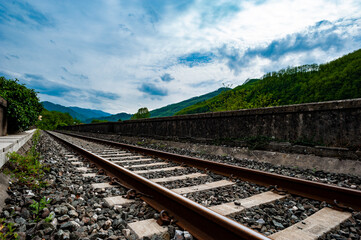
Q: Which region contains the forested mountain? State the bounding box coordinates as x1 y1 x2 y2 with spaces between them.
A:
40 87 228 123
42 101 110 122
86 87 229 122
42 47 361 124
176 49 361 115
86 112 132 123
69 106 110 120
150 87 230 118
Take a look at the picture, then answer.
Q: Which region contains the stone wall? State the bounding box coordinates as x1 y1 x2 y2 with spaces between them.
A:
0 97 7 136
62 99 361 148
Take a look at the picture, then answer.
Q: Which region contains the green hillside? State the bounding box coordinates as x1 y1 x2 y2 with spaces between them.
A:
69 106 110 119
86 87 230 122
150 87 230 118
176 49 361 115
42 101 85 121
42 101 110 122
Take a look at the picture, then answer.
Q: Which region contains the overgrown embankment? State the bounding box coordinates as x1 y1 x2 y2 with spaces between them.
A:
0 130 53 238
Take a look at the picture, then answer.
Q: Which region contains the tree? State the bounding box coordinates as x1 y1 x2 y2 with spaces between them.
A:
0 77 43 133
131 107 150 119
36 110 80 130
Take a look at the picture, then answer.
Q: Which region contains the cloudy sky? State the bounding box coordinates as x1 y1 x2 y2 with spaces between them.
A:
1 0 360 114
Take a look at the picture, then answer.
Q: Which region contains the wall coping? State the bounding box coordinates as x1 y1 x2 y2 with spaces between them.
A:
73 98 361 127
123 98 361 123
0 97 7 108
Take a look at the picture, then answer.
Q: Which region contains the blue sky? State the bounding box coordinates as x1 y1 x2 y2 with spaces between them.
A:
1 0 361 114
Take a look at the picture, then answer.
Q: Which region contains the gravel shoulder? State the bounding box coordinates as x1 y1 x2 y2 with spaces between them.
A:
0 132 181 240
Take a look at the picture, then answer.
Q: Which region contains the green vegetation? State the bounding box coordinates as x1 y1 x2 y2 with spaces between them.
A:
40 87 229 123
42 101 110 123
83 88 229 122
91 119 108 123
4 130 48 189
149 87 230 118
0 77 43 133
42 101 132 123
131 107 150 119
0 218 18 240
42 101 83 121
36 110 80 130
30 197 52 222
176 49 361 115
29 128 41 159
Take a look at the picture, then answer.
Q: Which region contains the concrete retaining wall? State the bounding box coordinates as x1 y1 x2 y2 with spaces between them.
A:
0 97 7 136
62 99 361 148
0 129 36 168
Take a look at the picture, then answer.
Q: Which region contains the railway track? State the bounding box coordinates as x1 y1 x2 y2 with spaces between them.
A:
47 131 361 240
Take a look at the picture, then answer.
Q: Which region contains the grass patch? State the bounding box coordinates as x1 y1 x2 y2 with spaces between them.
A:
30 197 52 222
0 218 18 239
4 130 49 189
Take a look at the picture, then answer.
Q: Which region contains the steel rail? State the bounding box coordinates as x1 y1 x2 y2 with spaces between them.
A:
47 131 269 240
57 131 361 212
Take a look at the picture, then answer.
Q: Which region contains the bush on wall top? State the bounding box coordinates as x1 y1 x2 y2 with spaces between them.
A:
0 76 43 133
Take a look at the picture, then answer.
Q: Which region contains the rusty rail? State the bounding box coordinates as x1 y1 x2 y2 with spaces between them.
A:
57 130 361 212
48 131 269 240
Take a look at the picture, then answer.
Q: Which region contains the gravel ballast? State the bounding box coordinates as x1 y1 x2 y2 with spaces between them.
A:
68 131 361 190
2 130 359 239
60 131 361 239
0 132 184 240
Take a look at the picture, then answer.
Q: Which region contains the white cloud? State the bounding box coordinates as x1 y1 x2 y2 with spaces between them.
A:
1 0 361 114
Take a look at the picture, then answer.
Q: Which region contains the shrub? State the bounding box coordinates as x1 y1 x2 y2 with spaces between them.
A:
0 77 43 133
131 107 150 119
36 110 80 130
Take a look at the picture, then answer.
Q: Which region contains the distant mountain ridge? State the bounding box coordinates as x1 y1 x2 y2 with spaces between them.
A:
68 106 110 120
42 87 230 123
42 101 111 122
83 88 228 122
84 87 229 122
86 112 132 123
150 87 230 118
41 49 361 123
